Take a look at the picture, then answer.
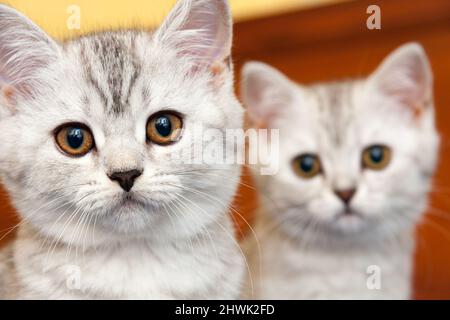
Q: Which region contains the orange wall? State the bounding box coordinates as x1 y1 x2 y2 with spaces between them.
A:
4 0 345 39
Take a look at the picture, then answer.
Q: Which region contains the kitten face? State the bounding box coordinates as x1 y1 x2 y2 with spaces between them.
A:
0 0 243 243
242 44 439 245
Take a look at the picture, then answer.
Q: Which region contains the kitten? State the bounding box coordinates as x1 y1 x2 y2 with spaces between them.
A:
0 0 244 299
241 44 439 299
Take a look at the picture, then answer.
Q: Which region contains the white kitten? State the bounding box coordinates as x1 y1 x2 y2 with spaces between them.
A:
0 0 244 299
242 44 439 299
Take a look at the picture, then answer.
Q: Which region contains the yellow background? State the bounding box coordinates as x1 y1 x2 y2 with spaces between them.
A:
4 0 343 39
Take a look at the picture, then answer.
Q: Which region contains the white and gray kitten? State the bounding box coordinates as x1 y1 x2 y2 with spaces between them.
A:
242 44 439 299
0 0 244 299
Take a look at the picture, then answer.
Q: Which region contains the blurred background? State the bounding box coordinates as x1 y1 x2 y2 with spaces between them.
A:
1 0 450 299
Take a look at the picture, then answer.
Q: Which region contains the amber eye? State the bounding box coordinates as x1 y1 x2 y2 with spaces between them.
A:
362 145 391 170
55 123 94 157
292 154 322 179
146 112 183 145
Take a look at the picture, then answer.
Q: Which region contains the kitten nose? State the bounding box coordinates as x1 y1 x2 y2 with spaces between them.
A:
334 188 356 205
108 169 143 192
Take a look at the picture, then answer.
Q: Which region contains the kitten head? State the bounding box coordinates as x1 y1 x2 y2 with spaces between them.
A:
0 0 243 244
242 44 439 246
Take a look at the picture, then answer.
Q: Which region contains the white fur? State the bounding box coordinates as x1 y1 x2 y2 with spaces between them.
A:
0 0 244 299
242 44 439 299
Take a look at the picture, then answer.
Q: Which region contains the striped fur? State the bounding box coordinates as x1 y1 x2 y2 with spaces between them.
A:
0 0 244 299
242 44 439 299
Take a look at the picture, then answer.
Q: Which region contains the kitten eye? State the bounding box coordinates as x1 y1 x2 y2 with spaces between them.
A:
362 145 391 170
55 123 94 157
292 154 321 179
146 112 183 145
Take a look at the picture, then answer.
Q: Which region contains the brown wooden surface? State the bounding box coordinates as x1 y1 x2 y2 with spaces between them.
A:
1 0 450 299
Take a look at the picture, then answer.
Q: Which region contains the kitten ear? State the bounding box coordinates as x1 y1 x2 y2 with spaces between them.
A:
241 62 294 126
369 43 433 112
155 0 232 69
0 5 60 110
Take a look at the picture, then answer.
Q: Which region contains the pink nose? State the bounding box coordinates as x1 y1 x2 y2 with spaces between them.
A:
334 188 356 205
